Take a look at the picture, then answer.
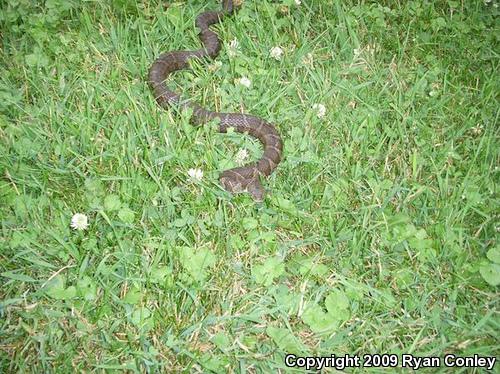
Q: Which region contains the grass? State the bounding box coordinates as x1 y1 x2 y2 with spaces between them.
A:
0 0 499 372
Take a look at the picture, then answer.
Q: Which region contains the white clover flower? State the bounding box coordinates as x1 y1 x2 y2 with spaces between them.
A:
270 46 284 60
71 213 89 231
238 76 251 88
295 0 301 4
312 103 326 118
235 149 249 165
187 168 204 182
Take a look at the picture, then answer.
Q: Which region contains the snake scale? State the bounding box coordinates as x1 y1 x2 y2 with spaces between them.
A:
148 0 283 201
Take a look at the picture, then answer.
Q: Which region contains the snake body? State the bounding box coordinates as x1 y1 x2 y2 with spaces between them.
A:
148 0 283 201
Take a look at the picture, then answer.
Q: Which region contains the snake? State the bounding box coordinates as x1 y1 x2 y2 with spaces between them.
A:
148 0 283 202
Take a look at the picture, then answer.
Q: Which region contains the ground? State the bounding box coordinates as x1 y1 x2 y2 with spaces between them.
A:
0 0 498 372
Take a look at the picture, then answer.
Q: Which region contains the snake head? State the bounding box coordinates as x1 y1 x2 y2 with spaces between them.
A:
220 171 265 202
246 179 265 202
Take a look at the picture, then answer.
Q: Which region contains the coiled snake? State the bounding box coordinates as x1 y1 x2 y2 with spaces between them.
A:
148 0 283 201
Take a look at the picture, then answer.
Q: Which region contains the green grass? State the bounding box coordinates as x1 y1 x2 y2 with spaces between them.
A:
1 0 499 372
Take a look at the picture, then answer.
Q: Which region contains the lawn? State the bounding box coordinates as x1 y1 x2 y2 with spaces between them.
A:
1 0 498 372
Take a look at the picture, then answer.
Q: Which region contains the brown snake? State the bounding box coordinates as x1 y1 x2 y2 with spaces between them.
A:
148 0 283 201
